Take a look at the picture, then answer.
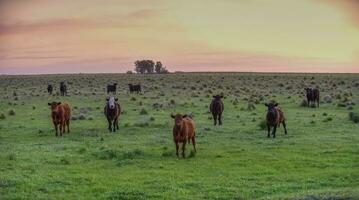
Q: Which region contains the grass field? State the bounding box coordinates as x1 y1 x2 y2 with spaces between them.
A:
0 73 358 200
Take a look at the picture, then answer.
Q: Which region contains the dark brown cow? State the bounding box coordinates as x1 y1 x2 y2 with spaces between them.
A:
265 102 287 138
210 95 224 125
171 113 196 158
60 82 67 96
128 84 141 94
47 84 53 95
107 83 117 94
104 96 121 132
305 88 320 107
48 102 71 136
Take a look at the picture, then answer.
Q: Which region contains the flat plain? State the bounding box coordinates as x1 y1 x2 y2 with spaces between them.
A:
0 73 358 199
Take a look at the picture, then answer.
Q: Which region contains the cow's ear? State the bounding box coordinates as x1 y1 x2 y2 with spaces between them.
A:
274 103 279 107
264 103 269 107
57 102 61 105
220 95 224 98
171 114 175 118
48 103 51 106
115 98 118 101
106 97 109 101
212 95 216 98
182 115 188 118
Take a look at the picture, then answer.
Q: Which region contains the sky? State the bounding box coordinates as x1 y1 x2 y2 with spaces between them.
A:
0 0 359 74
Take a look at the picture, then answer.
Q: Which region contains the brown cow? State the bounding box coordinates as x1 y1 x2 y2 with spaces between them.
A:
171 113 196 158
48 102 71 136
265 102 287 138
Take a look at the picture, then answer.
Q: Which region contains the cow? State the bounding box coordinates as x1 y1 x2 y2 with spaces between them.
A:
128 84 141 94
107 83 117 94
265 102 287 138
305 88 320 107
48 102 71 136
210 95 224 125
104 96 121 132
60 82 67 96
47 84 53 95
171 113 196 158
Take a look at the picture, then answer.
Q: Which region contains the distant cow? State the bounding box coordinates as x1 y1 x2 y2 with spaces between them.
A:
60 82 67 96
265 102 287 138
210 95 224 125
107 83 117 94
48 102 71 136
104 96 121 132
47 84 53 95
305 88 320 107
171 113 196 158
128 84 141 94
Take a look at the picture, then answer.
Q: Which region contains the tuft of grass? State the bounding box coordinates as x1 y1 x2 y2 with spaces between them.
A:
299 99 308 107
0 113 5 120
8 109 15 116
7 153 16 161
349 112 359 123
139 108 148 115
258 120 267 130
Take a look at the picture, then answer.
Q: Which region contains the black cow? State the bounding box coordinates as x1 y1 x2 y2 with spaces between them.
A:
210 95 224 125
47 84 53 95
305 88 320 107
107 83 117 94
128 84 141 94
60 82 67 96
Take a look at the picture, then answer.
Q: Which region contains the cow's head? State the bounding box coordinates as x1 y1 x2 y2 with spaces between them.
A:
171 113 188 127
265 102 278 115
106 96 118 110
213 95 224 100
48 102 61 119
48 102 61 110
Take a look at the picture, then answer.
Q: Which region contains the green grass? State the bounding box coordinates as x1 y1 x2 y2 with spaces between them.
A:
0 73 358 199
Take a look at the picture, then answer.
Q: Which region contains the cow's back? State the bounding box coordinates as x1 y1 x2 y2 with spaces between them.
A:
62 103 71 120
276 107 285 123
183 118 195 138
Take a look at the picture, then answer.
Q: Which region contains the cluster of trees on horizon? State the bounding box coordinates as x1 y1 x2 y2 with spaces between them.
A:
127 60 169 74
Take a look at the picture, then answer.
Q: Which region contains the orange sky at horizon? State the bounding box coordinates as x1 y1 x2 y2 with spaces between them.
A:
0 0 359 74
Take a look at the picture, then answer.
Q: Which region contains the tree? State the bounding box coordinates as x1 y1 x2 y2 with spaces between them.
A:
155 61 163 74
134 60 155 74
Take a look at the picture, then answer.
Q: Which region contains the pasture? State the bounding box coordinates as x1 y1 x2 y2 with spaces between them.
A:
0 73 358 199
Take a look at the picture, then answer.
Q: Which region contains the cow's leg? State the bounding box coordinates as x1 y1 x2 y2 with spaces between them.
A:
192 137 197 153
54 122 58 136
175 142 179 157
59 122 63 136
182 141 186 158
283 121 288 135
112 120 116 132
108 119 112 132
272 124 277 138
115 117 119 130
212 113 217 126
267 124 270 138
307 98 310 107
66 119 70 133
219 113 222 125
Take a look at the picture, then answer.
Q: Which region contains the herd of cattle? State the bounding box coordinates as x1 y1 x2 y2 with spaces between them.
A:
46 82 320 158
